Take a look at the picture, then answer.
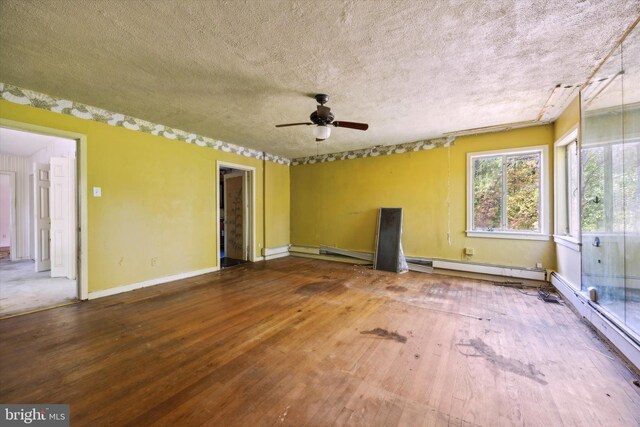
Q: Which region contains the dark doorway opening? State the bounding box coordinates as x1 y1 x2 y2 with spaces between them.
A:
219 167 249 269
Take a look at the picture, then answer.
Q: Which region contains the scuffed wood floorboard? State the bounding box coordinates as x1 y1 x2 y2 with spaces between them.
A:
1 257 639 426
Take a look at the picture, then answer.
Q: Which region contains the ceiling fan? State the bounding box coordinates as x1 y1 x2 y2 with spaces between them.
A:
275 94 369 141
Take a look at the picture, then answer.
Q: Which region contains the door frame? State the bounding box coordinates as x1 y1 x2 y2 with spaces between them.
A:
0 171 17 261
0 118 88 300
216 161 256 264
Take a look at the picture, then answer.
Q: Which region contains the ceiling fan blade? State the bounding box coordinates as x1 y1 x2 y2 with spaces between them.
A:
275 122 313 127
317 105 331 119
333 121 369 131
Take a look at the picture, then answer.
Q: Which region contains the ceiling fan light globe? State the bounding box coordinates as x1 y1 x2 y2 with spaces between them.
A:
313 125 331 140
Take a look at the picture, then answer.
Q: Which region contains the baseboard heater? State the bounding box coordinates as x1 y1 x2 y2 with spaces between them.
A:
316 246 433 273
261 245 290 260
551 272 640 369
292 245 544 280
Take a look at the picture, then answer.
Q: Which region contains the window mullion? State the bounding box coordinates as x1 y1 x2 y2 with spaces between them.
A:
502 154 508 231
472 159 477 231
567 147 572 235
539 151 543 234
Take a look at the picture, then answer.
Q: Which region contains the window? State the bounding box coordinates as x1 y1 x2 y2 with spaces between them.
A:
582 139 640 233
567 140 580 235
554 130 580 242
467 145 549 240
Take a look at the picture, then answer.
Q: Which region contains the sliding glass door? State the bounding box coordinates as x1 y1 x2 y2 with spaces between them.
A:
581 26 640 336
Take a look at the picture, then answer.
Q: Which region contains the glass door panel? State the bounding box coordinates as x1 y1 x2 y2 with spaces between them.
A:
622 27 640 334
581 44 625 323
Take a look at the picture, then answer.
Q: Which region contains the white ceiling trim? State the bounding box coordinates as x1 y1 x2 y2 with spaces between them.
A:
0 82 291 165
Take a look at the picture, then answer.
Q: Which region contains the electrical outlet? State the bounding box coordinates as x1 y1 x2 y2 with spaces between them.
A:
536 262 543 269
93 187 102 197
465 247 474 256
151 257 159 267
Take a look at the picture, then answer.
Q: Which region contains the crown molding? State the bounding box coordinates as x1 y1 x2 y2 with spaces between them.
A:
0 82 290 165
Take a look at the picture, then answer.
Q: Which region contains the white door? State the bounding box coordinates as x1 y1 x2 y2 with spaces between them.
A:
29 174 35 260
34 163 51 272
50 157 76 278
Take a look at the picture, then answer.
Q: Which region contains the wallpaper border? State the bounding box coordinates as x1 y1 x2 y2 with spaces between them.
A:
290 136 455 165
0 82 455 167
0 82 291 165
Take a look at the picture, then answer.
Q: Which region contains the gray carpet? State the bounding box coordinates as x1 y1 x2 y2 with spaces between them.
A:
0 259 77 317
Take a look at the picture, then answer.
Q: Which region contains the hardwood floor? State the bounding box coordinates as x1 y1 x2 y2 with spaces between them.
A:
1 257 639 426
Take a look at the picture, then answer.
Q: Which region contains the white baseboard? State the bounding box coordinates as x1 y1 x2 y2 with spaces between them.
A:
87 266 220 300
320 245 373 261
291 245 545 281
290 252 371 265
262 245 290 260
551 272 640 369
290 245 320 255
265 252 289 260
262 245 290 256
407 262 434 274
431 259 545 281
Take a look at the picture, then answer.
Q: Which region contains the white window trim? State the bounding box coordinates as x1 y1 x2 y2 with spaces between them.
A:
553 234 582 252
553 127 580 241
466 145 550 241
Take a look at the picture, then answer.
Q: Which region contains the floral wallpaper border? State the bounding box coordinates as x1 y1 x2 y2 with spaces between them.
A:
290 136 455 165
0 82 291 165
0 82 455 167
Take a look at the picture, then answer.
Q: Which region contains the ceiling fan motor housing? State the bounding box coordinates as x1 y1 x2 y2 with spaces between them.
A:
275 93 368 133
314 94 329 105
310 111 335 125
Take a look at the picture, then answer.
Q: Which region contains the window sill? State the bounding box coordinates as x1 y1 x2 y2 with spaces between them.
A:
465 231 551 241
553 235 582 252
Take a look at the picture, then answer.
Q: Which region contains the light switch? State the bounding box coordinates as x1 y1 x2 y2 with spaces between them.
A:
93 187 102 197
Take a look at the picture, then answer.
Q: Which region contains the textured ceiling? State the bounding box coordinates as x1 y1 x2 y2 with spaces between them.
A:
0 1 638 159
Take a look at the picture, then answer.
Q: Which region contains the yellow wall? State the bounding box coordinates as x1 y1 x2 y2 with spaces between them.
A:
554 95 580 140
291 125 556 270
264 161 290 249
0 100 290 293
552 95 581 287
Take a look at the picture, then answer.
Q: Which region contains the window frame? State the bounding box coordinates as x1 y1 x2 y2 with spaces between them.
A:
466 144 550 241
553 128 581 250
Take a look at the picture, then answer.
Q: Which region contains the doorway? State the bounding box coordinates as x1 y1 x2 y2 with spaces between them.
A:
0 172 15 262
216 162 255 269
0 126 79 317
